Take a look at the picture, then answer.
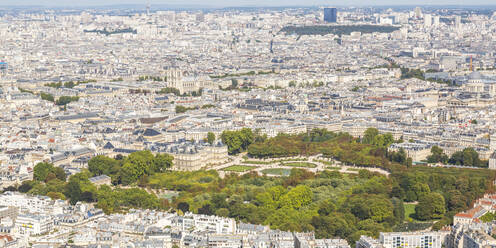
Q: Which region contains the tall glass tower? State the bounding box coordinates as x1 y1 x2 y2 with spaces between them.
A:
324 7 337 23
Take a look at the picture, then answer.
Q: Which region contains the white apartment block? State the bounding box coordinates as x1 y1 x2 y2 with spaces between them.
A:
380 232 448 248
15 214 53 236
0 192 53 214
173 213 237 234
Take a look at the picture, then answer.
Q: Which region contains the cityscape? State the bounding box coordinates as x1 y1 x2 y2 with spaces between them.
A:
1 1 496 248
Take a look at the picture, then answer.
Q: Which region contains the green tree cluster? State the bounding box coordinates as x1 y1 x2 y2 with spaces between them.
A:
88 151 173 186
33 162 66 182
8 128 495 244
140 167 408 244
40 92 55 102
280 25 400 36
207 132 216 144
157 87 181 95
427 146 449 164
45 80 95 89
221 128 255 155
138 75 166 82
176 105 195 113
362 128 394 148
96 186 160 214
400 68 425 80
448 147 487 167
415 192 446 220
56 96 79 106
16 159 163 212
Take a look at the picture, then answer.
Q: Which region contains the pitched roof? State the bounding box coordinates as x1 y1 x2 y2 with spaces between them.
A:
143 128 161 137
103 142 115 149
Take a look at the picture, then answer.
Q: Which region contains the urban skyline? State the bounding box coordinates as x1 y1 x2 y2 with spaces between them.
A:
1 0 496 7
1 3 496 248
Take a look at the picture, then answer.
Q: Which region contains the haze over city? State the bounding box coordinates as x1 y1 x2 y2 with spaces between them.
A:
1 1 496 248
1 0 495 7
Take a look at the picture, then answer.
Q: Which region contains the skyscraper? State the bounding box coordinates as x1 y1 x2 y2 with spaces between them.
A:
424 14 432 27
324 7 337 23
455 16 462 29
433 16 440 27
414 7 423 18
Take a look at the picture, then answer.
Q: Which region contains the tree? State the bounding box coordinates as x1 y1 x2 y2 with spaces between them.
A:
198 203 214 215
152 153 174 172
47 191 66 200
363 128 379 144
157 87 181 96
344 194 393 222
207 132 216 145
221 128 254 155
216 208 229 217
317 199 336 216
390 148 407 164
126 150 155 176
449 151 464 165
56 96 79 106
178 202 190 213
415 192 446 220
382 133 395 147
33 162 54 182
427 146 448 164
175 105 189 114
120 162 140 185
40 92 55 102
88 155 118 176
406 157 413 168
391 197 405 224
448 148 484 167
18 181 36 193
65 180 82 205
311 214 355 239
64 172 97 205
33 162 65 182
279 185 313 209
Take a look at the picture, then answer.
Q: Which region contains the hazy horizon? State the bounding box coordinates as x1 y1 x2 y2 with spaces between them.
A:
1 0 494 8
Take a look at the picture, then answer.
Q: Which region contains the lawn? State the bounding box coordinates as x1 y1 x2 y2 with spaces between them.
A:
326 167 341 170
261 168 291 176
282 162 317 168
243 160 273 165
314 159 333 165
412 165 496 179
222 165 257 172
404 203 417 220
158 190 179 200
243 158 308 165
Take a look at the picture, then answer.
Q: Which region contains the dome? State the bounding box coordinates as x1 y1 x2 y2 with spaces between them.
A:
469 71 482 80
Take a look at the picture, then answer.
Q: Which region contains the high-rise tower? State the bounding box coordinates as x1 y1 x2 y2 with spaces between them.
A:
324 7 337 23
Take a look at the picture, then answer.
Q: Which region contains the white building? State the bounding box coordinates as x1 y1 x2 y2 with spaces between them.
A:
15 214 53 236
424 14 432 27
379 232 448 248
173 213 236 234
463 229 496 248
0 192 53 214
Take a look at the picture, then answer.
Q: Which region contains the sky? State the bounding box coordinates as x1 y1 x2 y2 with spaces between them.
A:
0 0 494 7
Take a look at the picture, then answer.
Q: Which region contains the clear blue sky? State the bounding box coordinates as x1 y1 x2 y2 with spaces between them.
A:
1 0 493 7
